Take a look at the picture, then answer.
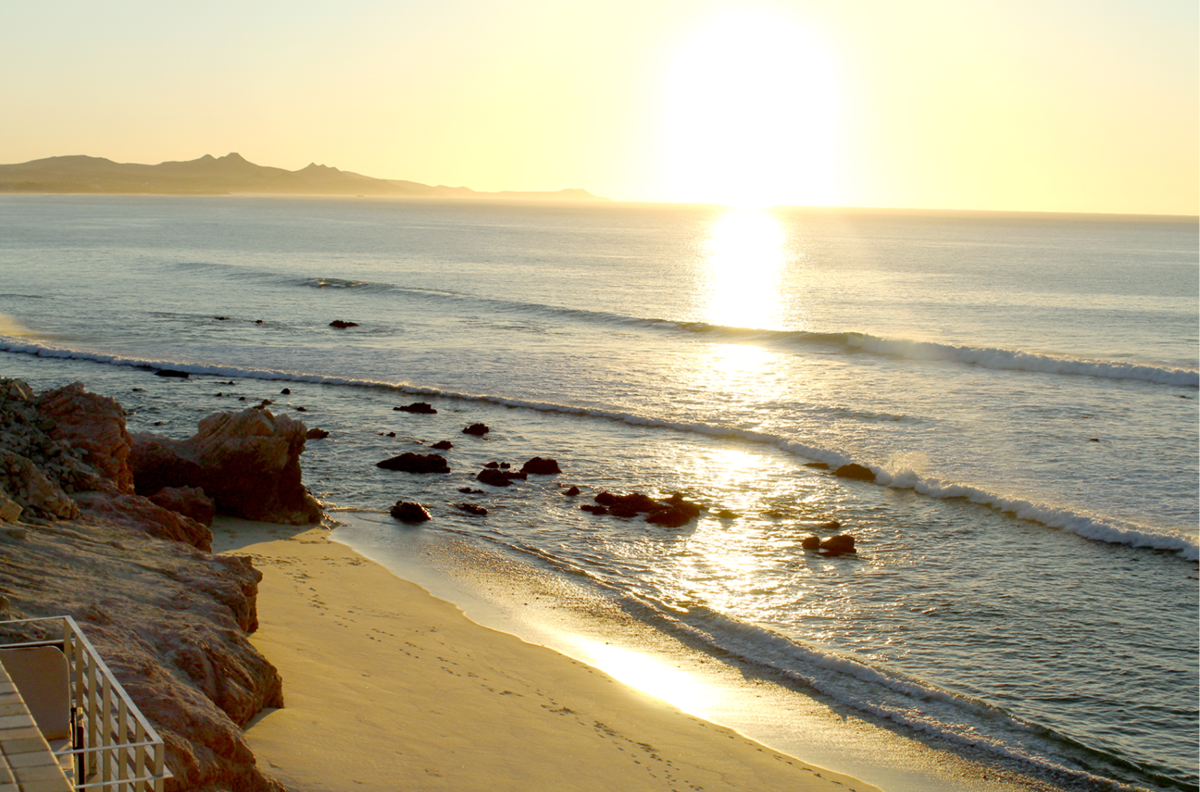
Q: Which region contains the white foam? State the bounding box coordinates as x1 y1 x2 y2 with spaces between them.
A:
3 336 1193 561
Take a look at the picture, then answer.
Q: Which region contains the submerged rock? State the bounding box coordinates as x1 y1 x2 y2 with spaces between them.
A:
395 402 437 414
455 502 487 516
375 452 450 474
328 320 358 329
462 423 490 436
431 440 453 450
834 463 875 482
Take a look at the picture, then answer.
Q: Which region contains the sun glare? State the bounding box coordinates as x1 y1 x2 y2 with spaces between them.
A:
703 208 787 329
662 10 842 208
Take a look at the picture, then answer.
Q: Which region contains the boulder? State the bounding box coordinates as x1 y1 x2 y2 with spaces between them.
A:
520 457 562 475
390 501 431 523
375 453 450 474
818 519 842 530
834 463 875 482
154 369 190 378
462 423 489 436
476 468 512 487
563 486 581 497
455 503 487 516
130 408 323 525
148 485 217 527
305 428 329 440
431 440 453 450
801 535 821 551
819 534 857 556
328 320 358 329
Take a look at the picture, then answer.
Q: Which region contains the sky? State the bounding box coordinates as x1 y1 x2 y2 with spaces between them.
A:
1 0 1196 214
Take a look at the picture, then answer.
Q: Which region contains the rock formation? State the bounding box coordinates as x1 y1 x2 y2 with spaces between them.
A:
0 378 291 792
389 501 432 523
130 408 324 525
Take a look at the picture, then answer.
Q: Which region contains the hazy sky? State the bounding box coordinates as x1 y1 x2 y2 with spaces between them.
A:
2 0 1196 214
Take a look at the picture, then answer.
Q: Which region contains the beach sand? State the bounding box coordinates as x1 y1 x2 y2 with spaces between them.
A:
213 519 882 792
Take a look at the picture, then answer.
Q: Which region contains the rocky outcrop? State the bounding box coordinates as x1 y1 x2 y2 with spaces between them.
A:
0 520 284 792
130 408 324 525
0 378 288 792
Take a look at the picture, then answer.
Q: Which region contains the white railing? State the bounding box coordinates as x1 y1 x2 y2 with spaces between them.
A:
0 616 172 792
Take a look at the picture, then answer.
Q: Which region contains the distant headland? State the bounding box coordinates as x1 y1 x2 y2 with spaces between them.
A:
0 152 606 201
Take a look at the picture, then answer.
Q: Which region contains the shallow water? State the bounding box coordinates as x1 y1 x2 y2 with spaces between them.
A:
0 195 1195 790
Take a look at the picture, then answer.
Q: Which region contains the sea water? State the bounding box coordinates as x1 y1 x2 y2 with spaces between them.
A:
0 195 1195 791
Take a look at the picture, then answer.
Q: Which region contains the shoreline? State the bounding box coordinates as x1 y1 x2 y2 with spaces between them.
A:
212 517 883 792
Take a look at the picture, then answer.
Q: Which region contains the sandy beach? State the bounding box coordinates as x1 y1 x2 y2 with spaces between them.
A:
212 519 882 792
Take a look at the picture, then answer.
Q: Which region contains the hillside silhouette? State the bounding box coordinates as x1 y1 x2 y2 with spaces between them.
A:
0 152 603 200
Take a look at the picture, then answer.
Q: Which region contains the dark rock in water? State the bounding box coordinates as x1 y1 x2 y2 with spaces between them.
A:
396 402 437 414
662 492 702 519
818 519 842 530
329 320 359 329
215 316 230 321
804 461 831 470
458 487 484 494
154 369 190 379
280 388 291 395
256 319 263 324
455 503 488 516
646 493 703 527
390 501 431 523
305 428 329 440
521 457 562 475
499 462 510 469
819 534 856 556
715 509 739 519
462 423 490 436
484 461 500 469
376 452 450 474
385 431 396 438
594 491 659 514
1088 438 1099 442
476 468 512 487
801 535 821 551
580 504 608 515
564 485 581 497
431 440 453 450
294 406 306 412
834 463 875 482
645 505 693 527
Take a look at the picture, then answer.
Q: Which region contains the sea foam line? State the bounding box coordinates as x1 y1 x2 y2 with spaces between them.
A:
4 337 1195 561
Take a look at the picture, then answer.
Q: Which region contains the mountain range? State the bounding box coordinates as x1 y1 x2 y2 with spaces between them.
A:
0 152 604 201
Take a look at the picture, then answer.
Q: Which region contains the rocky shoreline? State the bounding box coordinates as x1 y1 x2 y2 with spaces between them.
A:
0 378 323 791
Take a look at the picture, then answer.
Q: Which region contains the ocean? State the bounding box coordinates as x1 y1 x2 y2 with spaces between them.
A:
0 195 1195 791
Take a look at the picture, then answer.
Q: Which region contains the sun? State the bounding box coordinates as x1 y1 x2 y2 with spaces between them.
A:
660 9 842 208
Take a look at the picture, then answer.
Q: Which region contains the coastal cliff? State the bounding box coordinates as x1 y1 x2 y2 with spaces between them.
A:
0 378 322 792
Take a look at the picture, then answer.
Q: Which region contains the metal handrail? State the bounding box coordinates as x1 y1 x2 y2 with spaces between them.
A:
0 616 173 792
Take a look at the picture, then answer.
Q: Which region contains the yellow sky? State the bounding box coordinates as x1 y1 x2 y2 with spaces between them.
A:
1 0 1196 214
